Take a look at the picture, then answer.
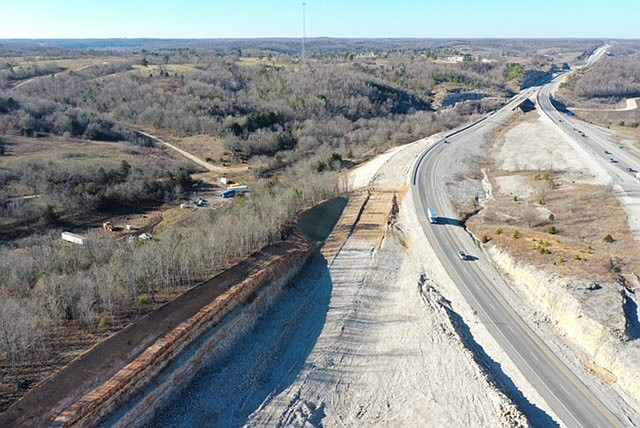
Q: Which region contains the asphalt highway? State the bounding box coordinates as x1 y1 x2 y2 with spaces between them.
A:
538 81 640 186
412 88 626 427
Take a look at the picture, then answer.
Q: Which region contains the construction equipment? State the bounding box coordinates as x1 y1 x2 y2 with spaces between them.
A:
103 222 114 232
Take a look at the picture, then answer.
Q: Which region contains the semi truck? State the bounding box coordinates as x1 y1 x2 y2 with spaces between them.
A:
427 208 438 224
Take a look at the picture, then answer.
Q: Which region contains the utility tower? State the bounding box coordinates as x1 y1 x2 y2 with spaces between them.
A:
301 2 307 68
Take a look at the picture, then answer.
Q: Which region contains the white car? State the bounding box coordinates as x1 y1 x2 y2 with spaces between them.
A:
457 250 467 260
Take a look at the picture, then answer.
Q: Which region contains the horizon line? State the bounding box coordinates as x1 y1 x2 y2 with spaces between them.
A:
2 36 638 41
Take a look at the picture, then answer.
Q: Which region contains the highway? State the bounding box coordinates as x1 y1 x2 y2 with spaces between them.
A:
412 88 627 427
538 82 640 184
536 71 640 238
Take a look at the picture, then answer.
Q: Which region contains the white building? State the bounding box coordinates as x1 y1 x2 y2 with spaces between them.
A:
61 231 87 246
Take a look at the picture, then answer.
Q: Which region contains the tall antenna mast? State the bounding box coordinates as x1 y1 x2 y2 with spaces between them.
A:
301 2 307 68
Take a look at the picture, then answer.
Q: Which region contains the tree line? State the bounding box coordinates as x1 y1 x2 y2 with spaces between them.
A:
561 44 640 103
0 170 340 393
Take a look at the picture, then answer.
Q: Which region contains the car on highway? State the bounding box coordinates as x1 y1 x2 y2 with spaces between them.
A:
604 150 611 154
627 167 637 173
457 250 468 260
609 158 618 163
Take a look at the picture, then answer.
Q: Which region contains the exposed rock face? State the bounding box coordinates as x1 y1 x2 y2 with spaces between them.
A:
50 237 314 428
103 244 315 428
487 245 640 403
441 90 488 108
520 70 553 89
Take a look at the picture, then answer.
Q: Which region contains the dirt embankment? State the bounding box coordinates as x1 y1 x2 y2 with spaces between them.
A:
0 235 314 428
466 109 640 405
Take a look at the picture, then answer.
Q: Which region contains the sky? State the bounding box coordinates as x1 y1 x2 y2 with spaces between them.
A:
0 0 638 39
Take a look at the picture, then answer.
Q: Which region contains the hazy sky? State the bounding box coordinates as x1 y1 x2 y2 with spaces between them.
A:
0 0 638 39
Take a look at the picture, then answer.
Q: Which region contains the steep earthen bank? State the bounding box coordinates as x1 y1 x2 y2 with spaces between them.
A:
94 242 314 428
486 245 640 404
139 191 376 427
98 196 367 427
0 194 361 428
0 236 313 428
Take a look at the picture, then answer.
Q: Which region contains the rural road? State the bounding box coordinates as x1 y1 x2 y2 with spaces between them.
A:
9 62 106 90
135 130 222 172
134 129 248 174
570 97 638 112
413 88 626 427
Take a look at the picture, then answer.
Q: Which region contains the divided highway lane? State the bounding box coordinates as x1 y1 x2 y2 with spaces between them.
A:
537 82 640 238
538 86 640 183
412 93 625 427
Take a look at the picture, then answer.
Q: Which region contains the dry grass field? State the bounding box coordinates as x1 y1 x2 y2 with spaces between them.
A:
469 178 640 282
467 111 640 284
0 135 166 168
167 134 229 164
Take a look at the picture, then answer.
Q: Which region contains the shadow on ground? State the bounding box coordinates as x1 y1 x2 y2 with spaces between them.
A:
297 197 348 242
147 252 333 428
436 217 465 227
623 290 640 340
445 307 560 428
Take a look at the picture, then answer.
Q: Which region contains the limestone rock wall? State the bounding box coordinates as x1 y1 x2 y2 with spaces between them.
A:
487 245 640 404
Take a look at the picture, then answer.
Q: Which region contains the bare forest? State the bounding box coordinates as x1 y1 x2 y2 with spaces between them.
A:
0 38 597 410
560 42 640 105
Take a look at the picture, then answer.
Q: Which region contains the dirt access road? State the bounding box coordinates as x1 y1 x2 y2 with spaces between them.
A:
9 62 108 90
135 129 248 174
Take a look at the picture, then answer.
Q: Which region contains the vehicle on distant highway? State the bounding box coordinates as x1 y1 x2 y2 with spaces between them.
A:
627 167 636 173
605 150 611 154
457 250 468 260
609 158 618 163
427 208 438 224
